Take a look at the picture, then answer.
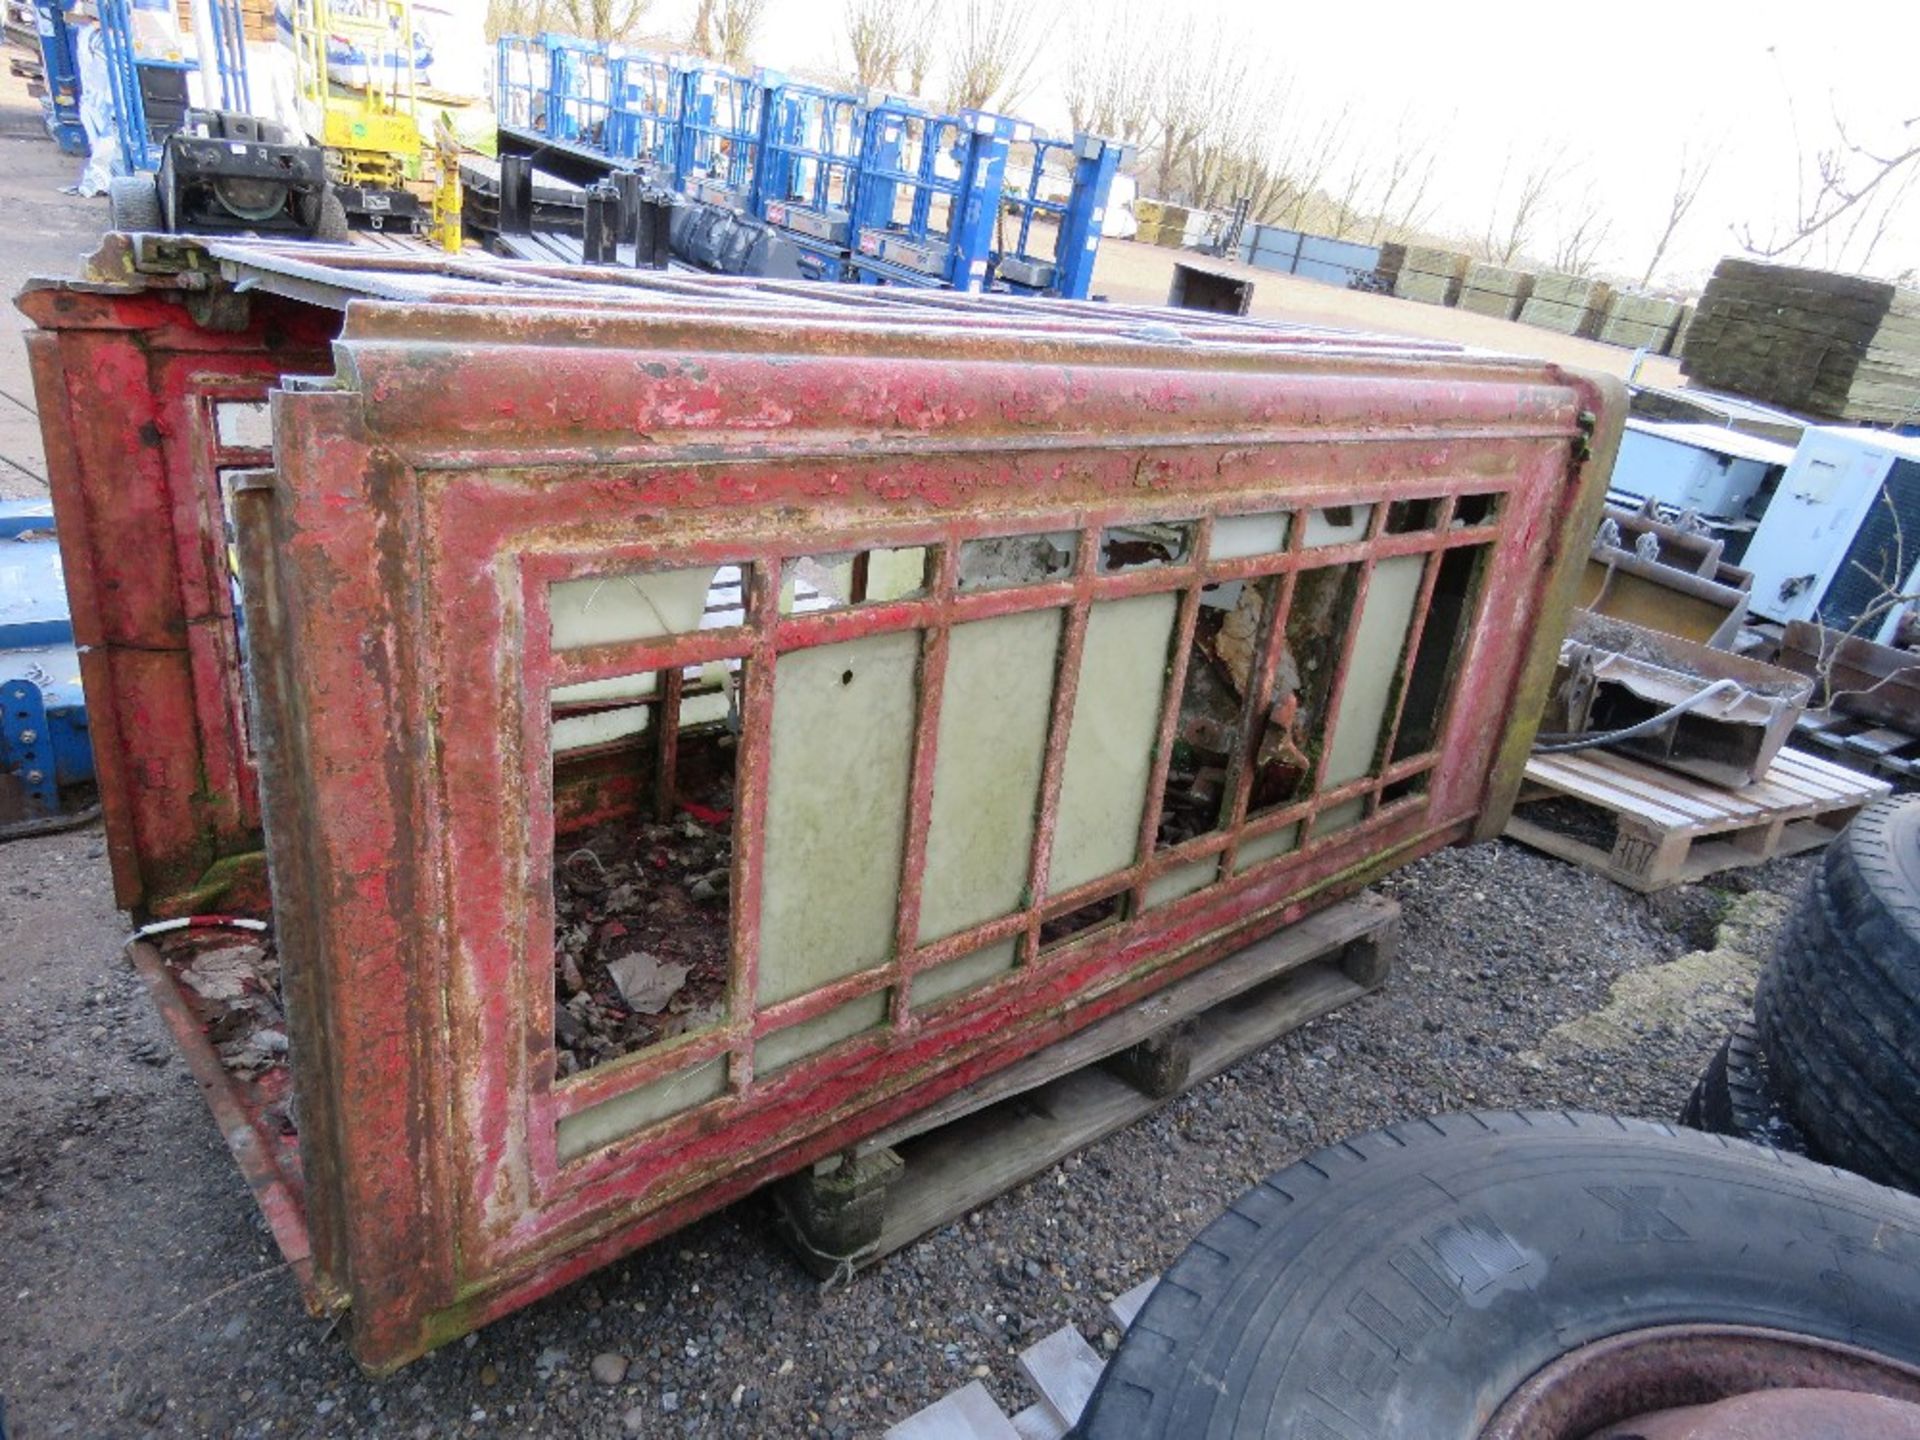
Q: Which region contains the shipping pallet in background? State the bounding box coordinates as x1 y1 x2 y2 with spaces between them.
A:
1794 709 1920 786
1504 744 1890 892
772 892 1399 1287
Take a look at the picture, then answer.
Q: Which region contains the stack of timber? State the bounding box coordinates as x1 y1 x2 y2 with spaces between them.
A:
1665 301 1696 357
1132 197 1194 249
1393 245 1469 305
173 0 271 40
1457 262 1535 320
1600 291 1687 351
1520 272 1614 337
1370 241 1407 293
1680 259 1920 425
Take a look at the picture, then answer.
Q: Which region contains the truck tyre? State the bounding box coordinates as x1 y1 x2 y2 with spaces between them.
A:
309 189 351 243
1075 1112 1920 1440
109 174 164 234
1679 1015 1805 1152
1754 797 1920 1191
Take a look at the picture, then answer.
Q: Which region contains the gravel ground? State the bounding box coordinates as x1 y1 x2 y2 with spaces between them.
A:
0 822 1815 1440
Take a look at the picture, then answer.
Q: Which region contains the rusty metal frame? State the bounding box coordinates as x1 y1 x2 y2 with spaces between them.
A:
216 278 1619 1368
20 237 1621 1371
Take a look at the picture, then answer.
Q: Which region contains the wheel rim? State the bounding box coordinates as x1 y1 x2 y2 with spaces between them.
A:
1481 1325 1920 1439
212 176 289 222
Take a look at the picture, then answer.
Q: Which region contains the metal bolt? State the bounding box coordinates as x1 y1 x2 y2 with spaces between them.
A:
25 770 45 784
17 729 36 745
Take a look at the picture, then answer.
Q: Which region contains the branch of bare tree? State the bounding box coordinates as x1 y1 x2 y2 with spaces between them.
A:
1735 100 1919 272
1481 141 1571 266
1639 139 1719 286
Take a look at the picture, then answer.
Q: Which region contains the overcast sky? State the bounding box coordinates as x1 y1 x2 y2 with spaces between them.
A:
663 0 1919 289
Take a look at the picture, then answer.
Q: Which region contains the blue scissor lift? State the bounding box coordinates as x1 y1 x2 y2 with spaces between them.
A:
995 132 1131 301
847 103 1021 292
484 34 1137 300
754 73 862 280
674 61 763 211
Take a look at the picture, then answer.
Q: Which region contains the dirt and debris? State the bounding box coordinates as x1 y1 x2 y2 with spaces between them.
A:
167 937 288 1083
1159 574 1346 845
554 809 734 1076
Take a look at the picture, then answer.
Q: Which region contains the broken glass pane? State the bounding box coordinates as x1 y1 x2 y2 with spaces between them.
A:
956 532 1075 590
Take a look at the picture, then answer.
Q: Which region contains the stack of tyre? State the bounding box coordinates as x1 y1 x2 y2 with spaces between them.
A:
1686 795 1920 1192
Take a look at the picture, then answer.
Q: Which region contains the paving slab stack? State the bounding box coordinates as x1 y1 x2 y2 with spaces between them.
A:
1519 272 1614 338
1393 246 1469 305
1599 291 1687 351
1680 259 1920 425
1457 262 1535 320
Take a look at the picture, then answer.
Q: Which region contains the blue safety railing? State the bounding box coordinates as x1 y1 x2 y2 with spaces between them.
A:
674 61 763 208
207 0 251 112
609 51 680 171
496 34 550 133
996 132 1127 300
547 33 614 148
95 0 155 170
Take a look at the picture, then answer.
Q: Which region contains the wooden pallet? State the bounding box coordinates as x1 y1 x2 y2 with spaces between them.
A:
1506 744 1890 892
773 893 1398 1280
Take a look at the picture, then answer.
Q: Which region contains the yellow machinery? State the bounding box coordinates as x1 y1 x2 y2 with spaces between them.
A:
289 0 427 230
431 111 462 253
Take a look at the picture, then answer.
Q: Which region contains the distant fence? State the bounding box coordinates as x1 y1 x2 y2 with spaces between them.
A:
1234 224 1383 289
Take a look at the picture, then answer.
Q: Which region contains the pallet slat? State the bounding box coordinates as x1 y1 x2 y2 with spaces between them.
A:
1017 1328 1104 1427
1507 743 1889 891
887 1381 1022 1440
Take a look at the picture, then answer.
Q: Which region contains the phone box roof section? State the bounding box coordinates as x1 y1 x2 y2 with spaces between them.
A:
20 235 1623 1370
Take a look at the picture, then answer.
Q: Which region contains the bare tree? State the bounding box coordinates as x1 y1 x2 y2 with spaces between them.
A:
1182 48 1269 212
1639 140 1719 286
1365 110 1442 243
488 0 651 42
1481 142 1570 265
843 0 902 88
1063 0 1155 143
689 0 716 54
1550 197 1613 277
946 0 1050 113
1325 144 1374 239
895 2 937 95
1273 101 1352 229
711 0 768 66
1146 12 1219 198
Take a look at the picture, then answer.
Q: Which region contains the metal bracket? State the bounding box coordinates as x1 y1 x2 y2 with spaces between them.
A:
1 676 57 815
